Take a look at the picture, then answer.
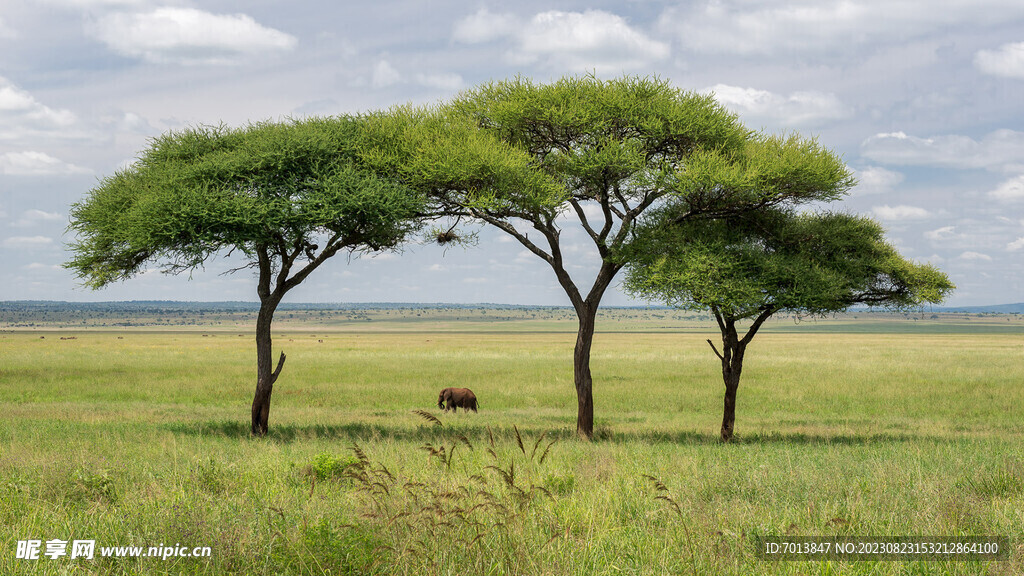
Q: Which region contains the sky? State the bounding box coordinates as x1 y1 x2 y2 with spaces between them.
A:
1 0 1022 306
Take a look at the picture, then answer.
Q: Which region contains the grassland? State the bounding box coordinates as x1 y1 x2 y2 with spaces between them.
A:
1 305 1022 575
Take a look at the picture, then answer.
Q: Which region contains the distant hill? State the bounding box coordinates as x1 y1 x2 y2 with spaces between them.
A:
3 300 1022 314
935 303 1024 314
0 301 590 311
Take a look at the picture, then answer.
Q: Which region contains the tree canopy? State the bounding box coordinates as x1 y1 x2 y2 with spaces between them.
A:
427 74 769 438
624 207 955 440
346 105 565 221
424 76 864 439
67 117 425 289
624 210 953 318
64 74 948 442
663 132 856 219
65 114 559 435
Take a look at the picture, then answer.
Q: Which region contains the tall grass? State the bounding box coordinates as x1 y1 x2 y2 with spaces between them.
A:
0 324 1022 575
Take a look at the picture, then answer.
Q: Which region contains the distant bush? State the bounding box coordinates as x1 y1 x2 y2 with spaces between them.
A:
305 452 360 481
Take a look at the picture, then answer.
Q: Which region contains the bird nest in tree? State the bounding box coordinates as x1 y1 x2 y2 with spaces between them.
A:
435 230 459 245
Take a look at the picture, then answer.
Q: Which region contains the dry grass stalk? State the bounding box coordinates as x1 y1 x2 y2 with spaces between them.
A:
514 426 526 455
411 409 443 427
334 424 561 573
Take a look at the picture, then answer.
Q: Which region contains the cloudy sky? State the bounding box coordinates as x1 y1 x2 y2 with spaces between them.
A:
2 0 1022 306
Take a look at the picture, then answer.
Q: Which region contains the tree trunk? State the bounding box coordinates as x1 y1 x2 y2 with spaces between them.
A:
251 297 285 436
716 317 745 442
574 307 597 439
720 359 742 442
495 216 619 441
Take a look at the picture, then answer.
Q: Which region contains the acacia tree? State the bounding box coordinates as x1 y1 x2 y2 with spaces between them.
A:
440 76 856 439
66 115 555 436
623 209 954 441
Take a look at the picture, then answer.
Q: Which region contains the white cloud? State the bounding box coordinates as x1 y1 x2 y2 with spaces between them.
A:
514 249 535 264
924 225 958 241
872 205 931 220
1007 237 1024 251
2 236 54 248
959 251 993 261
1 81 43 112
23 262 62 271
560 241 594 256
455 9 668 72
12 209 65 228
0 151 91 175
861 130 1024 172
415 72 463 91
90 7 297 65
704 84 850 126
661 1 869 56
659 0 1022 57
517 10 669 71
916 254 946 265
0 76 78 140
452 8 519 43
988 174 1024 201
365 64 460 91
371 60 401 88
975 42 1024 78
853 166 905 196
41 0 145 6
104 111 156 135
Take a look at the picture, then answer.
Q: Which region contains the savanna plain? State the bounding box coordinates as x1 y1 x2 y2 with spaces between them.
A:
1 305 1022 575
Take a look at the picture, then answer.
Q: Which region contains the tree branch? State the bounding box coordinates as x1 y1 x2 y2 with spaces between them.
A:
706 339 725 361
459 204 587 311
597 190 615 244
256 245 272 301
222 260 260 276
613 183 632 217
711 306 726 334
626 189 662 220
469 208 555 265
741 307 776 346
269 351 286 385
282 232 346 293
277 237 305 291
569 198 601 244
608 188 663 253
585 260 621 307
533 216 586 311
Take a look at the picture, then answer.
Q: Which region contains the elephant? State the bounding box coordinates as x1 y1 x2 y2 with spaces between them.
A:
437 387 478 412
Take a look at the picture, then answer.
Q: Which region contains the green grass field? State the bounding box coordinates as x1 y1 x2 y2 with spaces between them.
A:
1 308 1022 575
